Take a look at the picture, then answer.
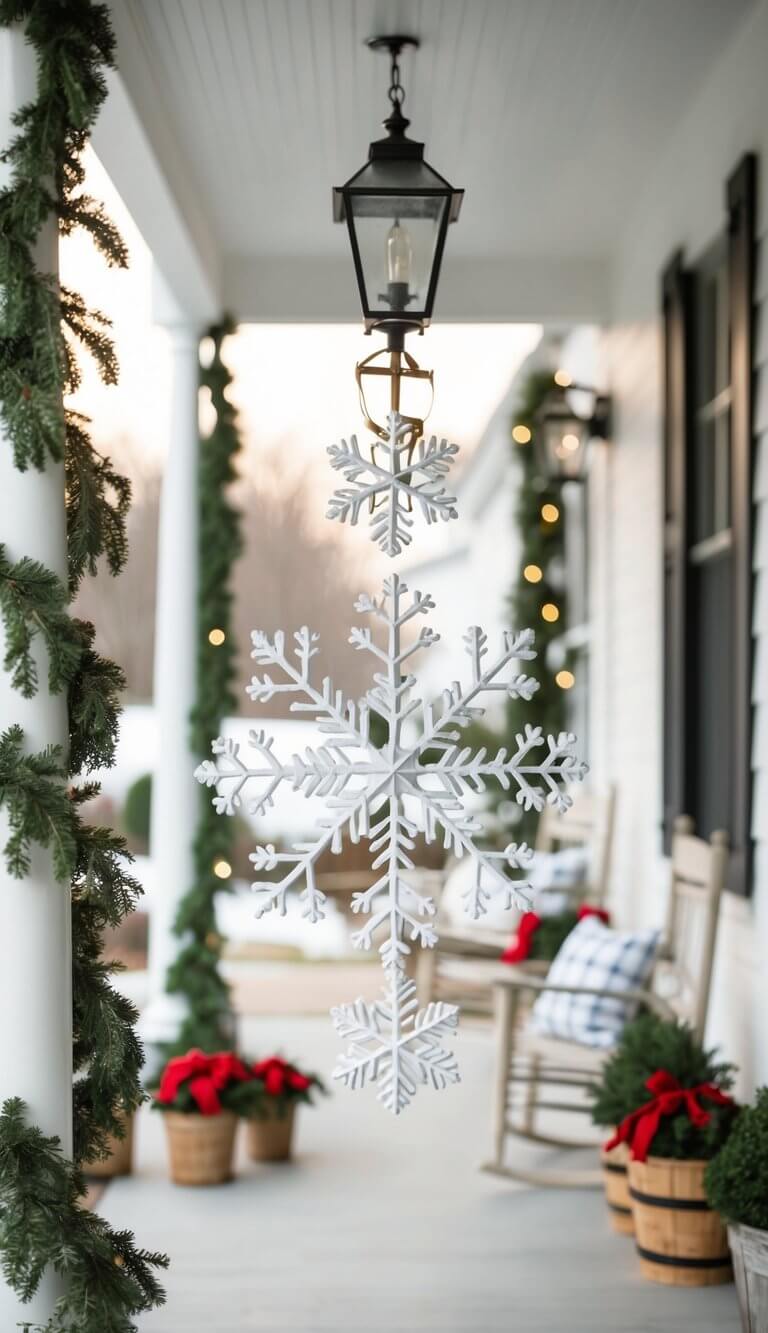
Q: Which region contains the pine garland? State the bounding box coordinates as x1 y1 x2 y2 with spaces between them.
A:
165 319 243 1055
0 1 167 1325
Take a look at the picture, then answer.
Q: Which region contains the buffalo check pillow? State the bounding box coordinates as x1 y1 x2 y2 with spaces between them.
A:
530 916 659 1048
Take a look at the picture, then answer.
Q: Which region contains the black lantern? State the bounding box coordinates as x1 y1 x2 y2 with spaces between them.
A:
534 381 611 482
333 35 463 348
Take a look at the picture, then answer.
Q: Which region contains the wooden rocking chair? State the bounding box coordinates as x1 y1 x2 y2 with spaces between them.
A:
483 815 728 1187
417 786 616 1011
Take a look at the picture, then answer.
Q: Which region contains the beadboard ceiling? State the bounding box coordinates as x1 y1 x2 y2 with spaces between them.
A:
102 0 755 319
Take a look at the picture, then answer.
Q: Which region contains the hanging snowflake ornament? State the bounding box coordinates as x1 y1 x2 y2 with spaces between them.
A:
326 410 459 557
195 574 587 1113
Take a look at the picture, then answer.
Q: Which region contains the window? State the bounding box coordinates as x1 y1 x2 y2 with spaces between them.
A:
662 155 756 892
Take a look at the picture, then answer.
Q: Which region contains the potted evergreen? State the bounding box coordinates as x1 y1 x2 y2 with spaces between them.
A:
599 1017 738 1285
244 1056 325 1162
588 1014 734 1238
153 1049 253 1185
706 1088 768 1329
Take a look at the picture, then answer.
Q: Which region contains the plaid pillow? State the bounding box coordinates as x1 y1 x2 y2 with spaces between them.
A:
530 916 659 1048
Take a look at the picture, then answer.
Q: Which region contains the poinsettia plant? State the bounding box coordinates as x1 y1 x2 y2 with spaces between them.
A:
244 1056 326 1120
153 1049 254 1116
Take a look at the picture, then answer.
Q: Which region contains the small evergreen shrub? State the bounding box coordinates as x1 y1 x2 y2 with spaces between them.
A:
706 1088 768 1230
589 1013 737 1160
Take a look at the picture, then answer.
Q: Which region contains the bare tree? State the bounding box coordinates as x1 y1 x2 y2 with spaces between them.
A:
72 437 381 710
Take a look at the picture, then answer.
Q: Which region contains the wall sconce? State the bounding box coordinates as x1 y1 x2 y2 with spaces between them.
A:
534 377 611 482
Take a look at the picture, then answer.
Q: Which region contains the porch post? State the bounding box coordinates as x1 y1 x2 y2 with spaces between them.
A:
0 26 72 1325
140 323 200 1048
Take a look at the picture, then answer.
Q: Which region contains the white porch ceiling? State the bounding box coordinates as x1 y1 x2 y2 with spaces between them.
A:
100 0 755 323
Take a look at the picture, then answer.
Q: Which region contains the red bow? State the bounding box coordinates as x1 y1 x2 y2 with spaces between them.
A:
501 911 541 963
501 904 610 964
252 1056 312 1096
605 1069 735 1162
157 1049 251 1115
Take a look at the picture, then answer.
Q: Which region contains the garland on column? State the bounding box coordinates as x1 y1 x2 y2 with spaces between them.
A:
0 2 166 1328
165 318 243 1055
505 370 569 841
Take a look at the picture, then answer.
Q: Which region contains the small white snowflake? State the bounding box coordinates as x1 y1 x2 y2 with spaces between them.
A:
326 410 459 557
195 574 587 1112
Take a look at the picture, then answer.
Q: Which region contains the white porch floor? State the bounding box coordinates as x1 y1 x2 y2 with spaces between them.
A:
101 1014 741 1333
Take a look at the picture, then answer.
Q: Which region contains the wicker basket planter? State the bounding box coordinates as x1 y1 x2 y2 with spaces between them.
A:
601 1139 633 1235
728 1223 768 1332
247 1105 295 1162
628 1157 731 1286
86 1110 134 1178
163 1111 237 1186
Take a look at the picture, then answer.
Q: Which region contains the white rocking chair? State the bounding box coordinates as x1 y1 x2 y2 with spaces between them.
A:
483 815 728 1187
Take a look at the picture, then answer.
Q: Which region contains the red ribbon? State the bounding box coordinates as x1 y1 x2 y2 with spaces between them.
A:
605 1069 735 1162
501 911 541 963
157 1049 251 1115
501 904 610 964
252 1056 312 1096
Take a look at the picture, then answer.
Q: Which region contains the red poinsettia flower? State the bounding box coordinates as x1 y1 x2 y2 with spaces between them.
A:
156 1049 251 1115
252 1056 313 1097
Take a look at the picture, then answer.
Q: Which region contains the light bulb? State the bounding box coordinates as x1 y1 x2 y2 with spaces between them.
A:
512 424 531 444
541 603 560 623
213 859 232 880
208 628 225 646
523 564 543 584
541 503 560 523
556 670 575 690
386 219 413 284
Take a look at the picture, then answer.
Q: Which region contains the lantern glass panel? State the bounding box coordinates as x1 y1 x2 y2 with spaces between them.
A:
539 415 588 481
349 192 447 319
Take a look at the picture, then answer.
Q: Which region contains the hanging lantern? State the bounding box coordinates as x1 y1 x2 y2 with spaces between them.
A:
534 381 611 483
333 35 463 348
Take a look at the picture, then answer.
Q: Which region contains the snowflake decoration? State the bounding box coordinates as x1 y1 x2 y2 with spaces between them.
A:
326 410 459 557
195 574 587 1113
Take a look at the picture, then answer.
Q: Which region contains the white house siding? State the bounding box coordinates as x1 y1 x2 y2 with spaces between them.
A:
569 0 768 1094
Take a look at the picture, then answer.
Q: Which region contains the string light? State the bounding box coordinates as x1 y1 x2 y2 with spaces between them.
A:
556 669 575 690
213 859 232 880
512 424 531 444
208 628 226 646
541 603 560 623
554 369 572 387
541 502 560 523
523 564 543 583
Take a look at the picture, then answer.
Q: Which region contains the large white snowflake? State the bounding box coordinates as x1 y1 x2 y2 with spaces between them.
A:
326 410 459 557
195 574 587 1112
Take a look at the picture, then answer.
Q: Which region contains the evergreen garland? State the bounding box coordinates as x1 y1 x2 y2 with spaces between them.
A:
0 1 167 1324
165 319 243 1055
464 369 569 843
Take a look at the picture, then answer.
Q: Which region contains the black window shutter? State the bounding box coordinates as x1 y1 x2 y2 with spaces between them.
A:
727 153 756 894
661 251 693 853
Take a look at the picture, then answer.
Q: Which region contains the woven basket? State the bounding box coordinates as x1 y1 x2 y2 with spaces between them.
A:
629 1157 732 1286
163 1110 237 1186
86 1110 134 1178
601 1140 634 1235
246 1105 295 1162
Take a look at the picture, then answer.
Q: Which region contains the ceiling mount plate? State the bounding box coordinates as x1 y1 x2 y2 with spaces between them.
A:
366 34 420 59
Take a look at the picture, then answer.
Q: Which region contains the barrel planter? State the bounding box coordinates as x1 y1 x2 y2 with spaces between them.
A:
628 1157 731 1286
163 1110 237 1186
247 1105 295 1162
729 1223 768 1332
601 1140 634 1235
86 1110 134 1179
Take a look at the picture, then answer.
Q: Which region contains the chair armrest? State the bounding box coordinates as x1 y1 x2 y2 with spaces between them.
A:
489 970 674 1021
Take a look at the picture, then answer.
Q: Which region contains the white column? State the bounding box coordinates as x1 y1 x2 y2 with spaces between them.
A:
140 324 201 1047
0 26 71 1326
